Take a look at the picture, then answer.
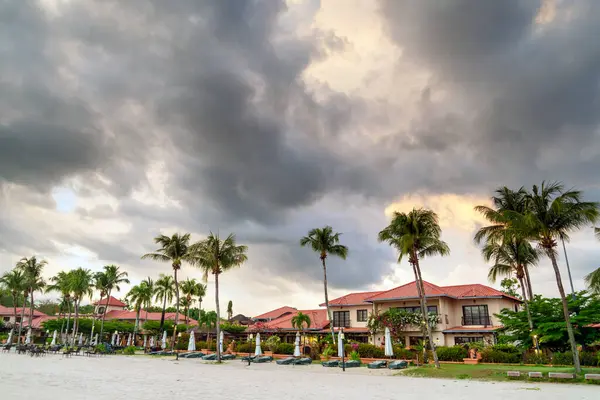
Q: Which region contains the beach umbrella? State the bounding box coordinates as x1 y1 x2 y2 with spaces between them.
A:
294 332 301 357
111 332 116 346
143 335 147 348
127 333 132 346
161 331 167 350
51 330 57 346
25 328 32 345
116 334 121 346
254 332 262 356
188 331 196 352
149 336 155 348
7 330 13 345
337 330 344 358
384 327 394 357
78 333 83 346
94 333 99 345
219 330 224 353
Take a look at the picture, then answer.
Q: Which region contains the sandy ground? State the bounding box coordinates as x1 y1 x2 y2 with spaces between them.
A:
0 353 597 399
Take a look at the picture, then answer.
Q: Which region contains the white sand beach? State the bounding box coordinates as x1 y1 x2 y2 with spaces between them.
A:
0 353 597 399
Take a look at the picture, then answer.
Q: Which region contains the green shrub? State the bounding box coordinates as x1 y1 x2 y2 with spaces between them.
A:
580 351 598 366
96 344 107 354
349 351 361 362
195 341 207 349
480 348 520 364
523 352 550 365
551 351 573 366
357 343 384 358
435 346 468 362
176 333 190 351
220 323 247 334
393 345 416 360
207 341 217 351
276 343 295 355
322 346 334 360
123 346 136 355
491 344 521 355
236 342 254 353
265 335 281 352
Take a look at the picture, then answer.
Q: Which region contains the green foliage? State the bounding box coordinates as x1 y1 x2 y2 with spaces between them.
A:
219 323 247 334
356 343 384 358
480 347 521 364
551 351 573 366
368 308 439 338
95 344 108 353
236 342 253 353
276 342 294 355
500 278 521 299
523 352 550 365
435 346 468 361
393 345 416 359
43 318 136 335
122 346 136 355
265 335 281 352
349 350 361 362
176 333 190 351
322 346 334 360
496 292 600 350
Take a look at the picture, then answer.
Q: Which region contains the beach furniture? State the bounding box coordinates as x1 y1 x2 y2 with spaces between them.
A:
221 354 236 360
253 356 273 363
292 357 312 365
276 357 296 365
388 360 408 370
367 360 387 369
338 360 360 368
321 360 339 367
202 353 217 360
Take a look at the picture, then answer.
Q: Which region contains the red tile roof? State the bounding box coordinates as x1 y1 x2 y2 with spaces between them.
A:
93 296 127 307
250 309 329 331
252 306 297 321
588 323 600 329
104 310 197 326
442 326 501 333
0 305 47 317
365 281 520 302
320 291 384 307
24 315 57 330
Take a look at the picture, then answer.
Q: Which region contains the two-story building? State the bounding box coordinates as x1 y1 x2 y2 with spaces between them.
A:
326 281 521 347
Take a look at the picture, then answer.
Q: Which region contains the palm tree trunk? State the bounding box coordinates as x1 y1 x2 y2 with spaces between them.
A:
160 295 167 331
66 299 72 344
11 295 17 344
321 257 336 344
517 276 538 351
412 254 440 369
215 271 222 362
28 290 34 336
171 267 180 352
73 299 80 344
134 306 140 342
17 292 27 344
524 265 534 301
97 293 105 340
548 250 581 373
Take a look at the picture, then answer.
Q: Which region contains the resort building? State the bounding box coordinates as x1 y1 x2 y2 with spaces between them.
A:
93 296 127 315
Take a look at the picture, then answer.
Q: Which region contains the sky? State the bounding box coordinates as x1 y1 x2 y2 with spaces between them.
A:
1 0 599 317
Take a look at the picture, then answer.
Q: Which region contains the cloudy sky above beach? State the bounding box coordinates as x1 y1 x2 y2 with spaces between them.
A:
1 0 600 316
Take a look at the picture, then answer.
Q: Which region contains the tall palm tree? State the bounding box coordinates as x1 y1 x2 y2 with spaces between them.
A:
196 282 207 313
192 232 248 362
126 280 154 340
300 226 348 344
69 268 95 342
291 311 311 355
141 277 154 326
180 278 200 325
16 256 47 337
154 274 175 331
378 208 450 369
97 265 129 340
227 300 233 320
0 269 26 344
201 310 218 343
47 271 74 343
142 233 194 350
482 236 540 347
521 182 599 373
585 267 600 295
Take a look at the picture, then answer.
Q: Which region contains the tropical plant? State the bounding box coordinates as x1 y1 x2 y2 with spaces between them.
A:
499 277 521 299
300 226 348 344
265 335 281 353
69 268 95 341
200 310 218 342
192 232 248 362
585 267 600 295
195 282 207 313
378 208 450 368
47 271 74 343
180 278 200 325
16 256 47 340
142 233 194 350
322 345 334 360
96 265 129 340
227 300 233 320
291 311 311 355
154 274 175 331
521 182 599 372
349 350 361 362
126 280 154 338
0 269 26 343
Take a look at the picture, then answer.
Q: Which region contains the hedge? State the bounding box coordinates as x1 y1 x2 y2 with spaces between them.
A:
480 348 521 364
435 346 468 362
552 351 598 366
523 352 550 365
276 343 295 355
393 345 416 360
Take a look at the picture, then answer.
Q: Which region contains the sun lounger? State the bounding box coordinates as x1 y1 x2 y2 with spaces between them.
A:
292 357 312 365
221 354 236 360
388 360 408 370
367 360 387 369
202 353 217 360
253 356 273 363
241 355 257 362
180 352 205 359
276 357 296 365
339 360 360 368
321 360 339 367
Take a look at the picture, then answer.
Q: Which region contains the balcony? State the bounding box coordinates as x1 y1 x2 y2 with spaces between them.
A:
461 316 491 326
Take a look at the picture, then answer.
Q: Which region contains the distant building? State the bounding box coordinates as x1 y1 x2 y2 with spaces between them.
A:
93 296 127 315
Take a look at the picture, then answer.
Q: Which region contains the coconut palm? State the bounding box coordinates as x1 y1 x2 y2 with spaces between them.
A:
96 265 129 340
196 282 207 312
482 236 540 347
142 233 194 350
378 208 450 369
16 256 47 338
227 301 233 320
69 268 95 342
154 274 175 331
200 310 218 343
291 311 311 355
0 269 26 344
180 278 201 325
127 280 154 340
585 267 600 295
300 226 348 344
192 232 248 362
47 271 74 343
520 182 599 373
141 277 154 325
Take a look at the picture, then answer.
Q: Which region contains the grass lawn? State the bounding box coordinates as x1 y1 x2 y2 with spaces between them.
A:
400 363 600 384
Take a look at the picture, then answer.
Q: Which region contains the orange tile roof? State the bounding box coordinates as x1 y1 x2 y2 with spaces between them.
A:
252 306 297 320
320 291 384 307
588 323 600 329
93 296 127 307
250 309 328 331
24 315 57 330
0 305 47 317
365 281 520 302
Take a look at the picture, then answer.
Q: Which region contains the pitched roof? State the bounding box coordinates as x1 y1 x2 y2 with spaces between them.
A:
23 315 57 329
252 306 297 321
250 309 329 331
93 296 127 307
365 281 520 302
104 310 197 326
320 291 384 307
0 305 47 317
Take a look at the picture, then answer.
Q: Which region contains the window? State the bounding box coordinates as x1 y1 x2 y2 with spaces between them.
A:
2 317 9 322
455 336 484 345
395 306 438 315
356 309 368 322
332 311 350 327
462 305 490 326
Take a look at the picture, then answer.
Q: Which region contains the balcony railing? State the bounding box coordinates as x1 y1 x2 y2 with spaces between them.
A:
461 316 491 326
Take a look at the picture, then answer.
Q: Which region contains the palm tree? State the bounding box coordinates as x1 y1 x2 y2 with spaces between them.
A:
127 280 154 340
16 256 47 338
192 232 248 362
47 271 74 343
154 274 175 331
227 300 233 320
0 269 26 344
200 310 218 343
291 311 311 355
585 267 600 295
180 278 201 325
97 265 129 340
300 226 348 344
521 182 599 373
141 277 154 326
196 282 207 313
142 233 194 350
378 208 450 369
482 236 540 348
69 268 95 342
